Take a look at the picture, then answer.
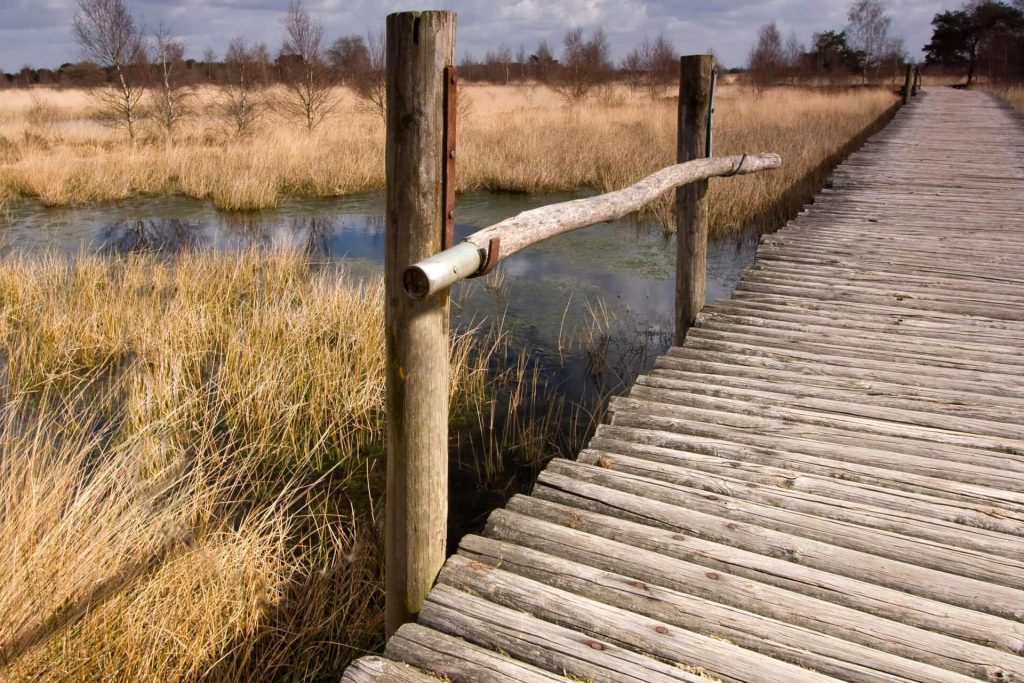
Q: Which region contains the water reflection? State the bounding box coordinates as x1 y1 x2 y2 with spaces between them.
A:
2 192 758 400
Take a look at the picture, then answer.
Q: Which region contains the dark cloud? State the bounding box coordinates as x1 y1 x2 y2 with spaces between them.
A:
1 0 947 71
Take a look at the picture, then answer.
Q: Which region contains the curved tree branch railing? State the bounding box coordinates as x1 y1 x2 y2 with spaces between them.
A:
402 152 782 300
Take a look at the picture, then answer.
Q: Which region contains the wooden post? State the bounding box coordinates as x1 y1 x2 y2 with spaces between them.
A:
384 9 455 638
675 54 714 345
903 64 914 104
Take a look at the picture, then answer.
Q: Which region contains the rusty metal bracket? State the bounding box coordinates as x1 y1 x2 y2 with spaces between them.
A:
706 67 717 158
469 238 501 278
442 66 457 249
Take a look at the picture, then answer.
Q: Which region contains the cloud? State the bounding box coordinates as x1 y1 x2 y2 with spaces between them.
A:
0 0 948 72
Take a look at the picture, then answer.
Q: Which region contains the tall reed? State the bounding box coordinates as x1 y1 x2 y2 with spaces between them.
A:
0 249 509 680
0 84 896 234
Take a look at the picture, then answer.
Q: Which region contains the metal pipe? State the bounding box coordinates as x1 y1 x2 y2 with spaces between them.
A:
402 240 484 299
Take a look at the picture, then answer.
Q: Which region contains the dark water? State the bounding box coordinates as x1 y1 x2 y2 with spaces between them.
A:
2 191 756 375
2 192 759 534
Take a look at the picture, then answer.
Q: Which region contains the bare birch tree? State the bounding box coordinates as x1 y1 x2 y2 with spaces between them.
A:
748 21 785 93
278 0 335 131
351 30 385 121
847 0 892 80
551 28 611 105
72 0 147 141
151 26 189 143
223 37 264 137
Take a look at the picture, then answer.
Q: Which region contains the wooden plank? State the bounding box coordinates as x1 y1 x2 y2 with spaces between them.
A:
386 623 570 682
341 656 438 682
420 585 704 683
505 495 1024 653
583 433 1024 536
542 459 1024 589
437 555 841 683
532 470 1024 620
467 529 1017 682
576 449 1024 556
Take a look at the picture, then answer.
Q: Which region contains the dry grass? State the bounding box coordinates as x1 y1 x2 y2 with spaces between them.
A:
0 83 896 233
0 250 503 680
998 84 1024 112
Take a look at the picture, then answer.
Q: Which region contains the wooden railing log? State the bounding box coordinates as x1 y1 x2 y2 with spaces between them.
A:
403 152 781 299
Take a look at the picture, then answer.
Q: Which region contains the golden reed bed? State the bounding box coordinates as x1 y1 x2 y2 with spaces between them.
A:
0 83 896 234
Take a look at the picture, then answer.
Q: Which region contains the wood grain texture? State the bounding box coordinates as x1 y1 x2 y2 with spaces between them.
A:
384 9 456 636
676 54 715 343
351 88 1024 683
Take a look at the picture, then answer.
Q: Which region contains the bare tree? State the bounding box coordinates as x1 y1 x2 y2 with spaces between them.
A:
516 44 527 81
622 35 675 98
278 0 335 131
847 0 892 81
72 0 147 141
644 34 676 97
203 47 217 81
784 31 805 81
551 27 611 105
351 29 385 121
621 47 645 94
328 34 370 80
533 39 556 82
253 43 272 84
747 21 785 93
223 37 263 137
151 26 189 143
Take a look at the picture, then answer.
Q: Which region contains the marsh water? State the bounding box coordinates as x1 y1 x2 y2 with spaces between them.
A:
3 192 759 533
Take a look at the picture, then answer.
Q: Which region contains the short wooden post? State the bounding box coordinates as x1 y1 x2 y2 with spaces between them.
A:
675 53 715 345
903 64 914 104
383 9 456 638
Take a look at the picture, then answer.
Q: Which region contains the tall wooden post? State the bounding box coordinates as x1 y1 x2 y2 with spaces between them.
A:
903 64 914 104
675 54 714 345
384 10 455 638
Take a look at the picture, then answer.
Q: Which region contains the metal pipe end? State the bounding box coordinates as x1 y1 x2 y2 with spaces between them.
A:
402 241 484 300
403 266 432 300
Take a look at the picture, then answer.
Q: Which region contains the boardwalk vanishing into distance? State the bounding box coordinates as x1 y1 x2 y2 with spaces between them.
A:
346 87 1024 682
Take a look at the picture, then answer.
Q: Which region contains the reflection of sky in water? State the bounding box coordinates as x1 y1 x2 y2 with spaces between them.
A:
2 192 758 401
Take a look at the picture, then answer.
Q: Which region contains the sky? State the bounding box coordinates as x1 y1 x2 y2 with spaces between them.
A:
1 0 951 73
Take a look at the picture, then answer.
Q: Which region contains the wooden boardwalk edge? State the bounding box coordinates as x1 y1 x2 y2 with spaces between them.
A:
345 87 1024 682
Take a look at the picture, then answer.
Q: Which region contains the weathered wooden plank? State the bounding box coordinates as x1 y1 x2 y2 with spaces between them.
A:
341 656 438 682
437 555 840 683
583 434 1024 536
608 405 1024 494
420 585 705 683
467 526 1016 681
576 450 1024 556
386 623 569 682
595 422 1024 516
506 495 1024 653
542 459 1024 589
532 471 1024 620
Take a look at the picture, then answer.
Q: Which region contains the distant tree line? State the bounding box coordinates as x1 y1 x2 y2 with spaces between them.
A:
924 1 1024 85
747 0 909 91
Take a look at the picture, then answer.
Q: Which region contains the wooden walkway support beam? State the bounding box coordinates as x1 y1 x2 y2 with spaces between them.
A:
903 64 915 104
383 9 456 638
675 54 716 344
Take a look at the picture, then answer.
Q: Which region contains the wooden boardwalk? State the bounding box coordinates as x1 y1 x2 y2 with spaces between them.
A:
345 88 1024 682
